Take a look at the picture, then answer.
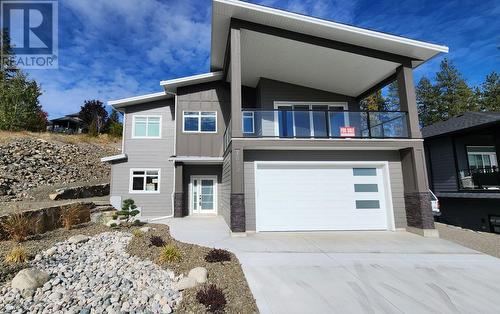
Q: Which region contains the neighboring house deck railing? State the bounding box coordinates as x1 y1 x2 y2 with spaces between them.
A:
241 110 409 139
223 119 232 151
458 167 500 191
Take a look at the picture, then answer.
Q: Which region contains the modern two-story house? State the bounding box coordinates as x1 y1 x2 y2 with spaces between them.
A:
102 0 448 236
423 112 500 233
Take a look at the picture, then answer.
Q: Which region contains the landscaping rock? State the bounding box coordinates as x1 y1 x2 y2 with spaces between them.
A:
188 267 208 283
45 247 57 257
105 219 121 227
11 268 49 293
139 227 152 233
0 137 117 202
173 276 198 290
49 183 110 200
67 234 89 244
0 232 181 313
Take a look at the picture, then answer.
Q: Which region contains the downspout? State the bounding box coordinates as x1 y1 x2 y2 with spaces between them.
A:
164 90 178 219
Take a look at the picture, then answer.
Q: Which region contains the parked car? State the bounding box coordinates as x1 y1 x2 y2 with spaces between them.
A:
430 190 440 216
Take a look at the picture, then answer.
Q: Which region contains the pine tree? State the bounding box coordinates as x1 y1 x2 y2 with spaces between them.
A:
360 90 387 111
478 72 500 111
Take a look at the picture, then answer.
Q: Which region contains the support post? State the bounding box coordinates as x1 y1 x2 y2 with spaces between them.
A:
230 147 245 232
230 27 243 138
174 162 184 217
400 143 437 237
396 66 421 139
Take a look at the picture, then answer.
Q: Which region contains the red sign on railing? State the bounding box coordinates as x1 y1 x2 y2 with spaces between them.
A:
340 127 356 137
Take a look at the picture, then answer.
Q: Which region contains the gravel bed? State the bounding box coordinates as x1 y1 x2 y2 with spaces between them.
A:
127 224 258 313
0 222 110 284
436 222 500 258
0 232 180 313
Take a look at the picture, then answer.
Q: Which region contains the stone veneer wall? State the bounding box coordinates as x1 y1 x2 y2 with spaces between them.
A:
404 192 435 229
230 194 245 232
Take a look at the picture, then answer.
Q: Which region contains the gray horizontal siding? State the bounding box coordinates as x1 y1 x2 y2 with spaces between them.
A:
243 150 407 231
110 100 175 218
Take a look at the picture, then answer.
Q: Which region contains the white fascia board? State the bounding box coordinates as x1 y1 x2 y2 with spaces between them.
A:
101 154 127 163
211 0 448 69
108 92 171 110
160 72 224 92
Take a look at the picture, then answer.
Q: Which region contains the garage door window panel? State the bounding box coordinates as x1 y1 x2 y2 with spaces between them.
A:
356 200 381 209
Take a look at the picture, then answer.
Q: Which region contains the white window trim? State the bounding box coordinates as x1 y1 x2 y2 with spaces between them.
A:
467 146 498 168
131 115 162 139
242 111 255 134
129 168 161 194
182 111 218 133
273 102 349 137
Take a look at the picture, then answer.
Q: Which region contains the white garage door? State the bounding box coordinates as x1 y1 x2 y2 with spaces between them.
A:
254 162 393 231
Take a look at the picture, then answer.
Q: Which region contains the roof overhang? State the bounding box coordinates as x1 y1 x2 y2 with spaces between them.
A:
101 154 127 163
212 0 448 97
169 156 224 164
161 72 224 93
108 92 172 111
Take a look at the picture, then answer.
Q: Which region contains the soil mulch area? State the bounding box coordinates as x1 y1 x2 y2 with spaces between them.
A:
126 224 258 314
0 222 128 284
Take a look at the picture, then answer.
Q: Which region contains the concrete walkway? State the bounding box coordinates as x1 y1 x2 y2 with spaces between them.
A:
159 216 500 314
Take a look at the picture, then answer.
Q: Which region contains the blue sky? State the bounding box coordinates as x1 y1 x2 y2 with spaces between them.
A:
25 0 500 119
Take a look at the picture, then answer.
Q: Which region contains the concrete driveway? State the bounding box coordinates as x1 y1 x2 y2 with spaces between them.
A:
159 216 500 314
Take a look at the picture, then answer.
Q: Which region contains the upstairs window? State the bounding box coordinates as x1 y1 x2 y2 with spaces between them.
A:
183 111 217 133
132 115 161 138
130 169 160 193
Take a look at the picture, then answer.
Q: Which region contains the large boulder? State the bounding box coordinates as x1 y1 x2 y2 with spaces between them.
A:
67 234 89 244
173 277 197 291
11 268 49 293
188 267 208 284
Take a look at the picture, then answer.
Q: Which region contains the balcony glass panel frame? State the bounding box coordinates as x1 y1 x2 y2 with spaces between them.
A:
241 107 409 139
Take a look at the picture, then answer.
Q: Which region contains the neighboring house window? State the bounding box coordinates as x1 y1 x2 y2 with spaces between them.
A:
242 111 254 134
183 111 217 133
467 146 498 170
132 115 161 138
130 169 160 193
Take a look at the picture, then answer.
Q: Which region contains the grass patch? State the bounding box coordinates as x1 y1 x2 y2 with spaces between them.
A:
4 246 28 264
158 244 182 264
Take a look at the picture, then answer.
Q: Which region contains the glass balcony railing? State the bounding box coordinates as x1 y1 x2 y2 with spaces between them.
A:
241 110 409 138
458 167 500 190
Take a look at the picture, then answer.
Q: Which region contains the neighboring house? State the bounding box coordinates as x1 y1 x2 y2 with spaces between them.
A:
102 0 449 236
422 112 500 234
49 113 83 134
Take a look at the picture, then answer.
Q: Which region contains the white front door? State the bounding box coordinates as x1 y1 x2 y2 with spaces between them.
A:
189 176 217 214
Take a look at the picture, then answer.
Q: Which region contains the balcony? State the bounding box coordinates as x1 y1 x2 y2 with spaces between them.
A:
458 167 500 191
241 110 409 139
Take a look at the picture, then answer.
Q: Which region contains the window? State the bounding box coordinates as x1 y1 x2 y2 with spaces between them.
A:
354 184 378 192
130 169 160 193
467 146 498 170
242 112 255 134
132 115 161 138
356 200 380 209
183 111 217 133
353 168 377 176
